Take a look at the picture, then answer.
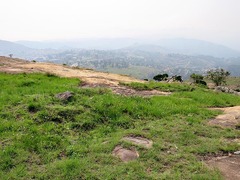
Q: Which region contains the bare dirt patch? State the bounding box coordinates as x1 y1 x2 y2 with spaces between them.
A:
208 106 240 128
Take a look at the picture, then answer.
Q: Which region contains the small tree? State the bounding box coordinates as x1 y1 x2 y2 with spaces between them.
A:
153 73 168 81
207 68 230 86
173 75 183 82
190 73 207 85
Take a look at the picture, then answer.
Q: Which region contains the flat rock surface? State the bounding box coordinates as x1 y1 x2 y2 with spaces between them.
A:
208 106 240 128
56 91 73 100
122 136 153 148
112 146 139 162
206 155 240 180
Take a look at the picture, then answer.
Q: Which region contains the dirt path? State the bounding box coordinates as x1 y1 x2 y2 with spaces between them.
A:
207 106 240 179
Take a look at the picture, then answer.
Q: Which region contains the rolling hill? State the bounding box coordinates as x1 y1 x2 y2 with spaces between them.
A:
0 57 240 179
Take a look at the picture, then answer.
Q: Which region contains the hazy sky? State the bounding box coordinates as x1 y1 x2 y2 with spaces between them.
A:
1 0 240 49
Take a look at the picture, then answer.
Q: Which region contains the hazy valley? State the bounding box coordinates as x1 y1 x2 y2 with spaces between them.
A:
1 38 240 80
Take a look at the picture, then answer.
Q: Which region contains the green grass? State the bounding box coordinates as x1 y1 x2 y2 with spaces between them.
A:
203 76 240 89
121 81 195 92
0 72 240 179
225 76 240 90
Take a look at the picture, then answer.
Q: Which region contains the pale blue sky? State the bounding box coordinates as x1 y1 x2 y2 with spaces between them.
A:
1 0 240 49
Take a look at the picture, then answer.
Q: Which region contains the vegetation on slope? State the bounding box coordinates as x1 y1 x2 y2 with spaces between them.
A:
0 73 240 179
121 81 194 92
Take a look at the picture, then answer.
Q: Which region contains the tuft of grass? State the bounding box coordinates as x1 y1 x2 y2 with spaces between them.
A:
45 72 58 77
0 72 239 179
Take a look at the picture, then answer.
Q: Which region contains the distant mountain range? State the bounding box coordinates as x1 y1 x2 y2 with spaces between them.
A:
15 38 240 58
16 38 137 51
1 38 239 58
125 38 240 58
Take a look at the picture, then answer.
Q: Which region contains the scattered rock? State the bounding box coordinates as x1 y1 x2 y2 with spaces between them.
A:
112 145 139 162
215 86 240 96
55 91 73 100
234 151 240 155
122 136 153 149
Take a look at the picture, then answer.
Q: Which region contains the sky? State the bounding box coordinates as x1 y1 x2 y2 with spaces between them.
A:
1 0 240 50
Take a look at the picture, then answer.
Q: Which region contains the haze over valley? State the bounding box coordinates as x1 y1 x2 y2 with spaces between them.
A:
1 38 240 79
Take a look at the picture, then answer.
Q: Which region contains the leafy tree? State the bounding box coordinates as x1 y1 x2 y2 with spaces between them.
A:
207 68 230 86
190 73 207 85
153 73 168 81
172 75 183 82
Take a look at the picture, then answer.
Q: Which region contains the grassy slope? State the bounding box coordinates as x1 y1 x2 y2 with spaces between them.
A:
225 76 240 90
0 73 240 179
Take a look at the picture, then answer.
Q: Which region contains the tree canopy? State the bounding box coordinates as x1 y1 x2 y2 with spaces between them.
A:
207 68 230 86
153 73 168 81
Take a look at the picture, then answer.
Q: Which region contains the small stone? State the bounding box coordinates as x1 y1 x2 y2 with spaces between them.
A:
122 136 153 148
56 91 73 100
112 145 139 162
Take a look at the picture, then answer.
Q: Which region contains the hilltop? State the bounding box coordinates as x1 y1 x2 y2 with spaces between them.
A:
0 57 240 179
0 56 143 86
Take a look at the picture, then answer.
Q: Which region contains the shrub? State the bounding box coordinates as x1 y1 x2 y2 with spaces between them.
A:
153 73 168 81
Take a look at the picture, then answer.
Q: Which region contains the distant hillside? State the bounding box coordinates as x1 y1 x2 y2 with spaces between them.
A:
154 38 240 58
41 49 240 79
0 40 33 57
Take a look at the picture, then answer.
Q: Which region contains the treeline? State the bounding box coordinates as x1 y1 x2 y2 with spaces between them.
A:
152 68 231 86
